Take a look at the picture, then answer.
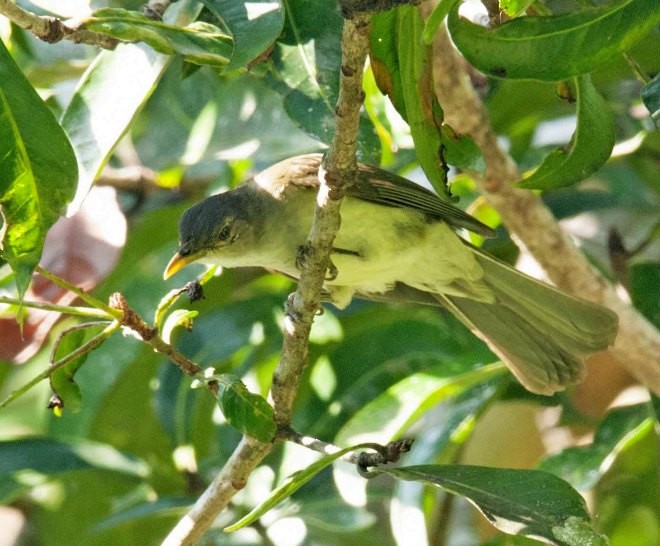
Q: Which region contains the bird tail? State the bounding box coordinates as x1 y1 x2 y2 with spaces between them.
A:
436 250 619 395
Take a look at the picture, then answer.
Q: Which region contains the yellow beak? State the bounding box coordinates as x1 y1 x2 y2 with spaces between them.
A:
163 251 195 280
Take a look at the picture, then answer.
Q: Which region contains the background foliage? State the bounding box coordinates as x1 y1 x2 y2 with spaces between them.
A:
0 0 659 544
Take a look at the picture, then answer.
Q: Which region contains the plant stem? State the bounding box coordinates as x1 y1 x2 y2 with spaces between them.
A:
0 296 113 320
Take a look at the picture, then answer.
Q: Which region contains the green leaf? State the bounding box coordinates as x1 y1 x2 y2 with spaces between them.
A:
383 465 606 545
0 42 78 298
641 72 660 123
224 442 373 532
60 44 169 212
371 6 451 198
538 404 652 490
423 0 460 44
263 0 380 162
518 76 614 190
336 362 506 446
499 0 536 18
212 374 276 442
447 0 660 81
86 9 232 67
441 125 486 175
201 0 284 70
161 309 198 344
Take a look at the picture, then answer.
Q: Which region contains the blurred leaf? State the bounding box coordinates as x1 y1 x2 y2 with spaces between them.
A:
371 6 450 198
499 0 536 18
538 404 652 490
212 373 276 442
641 72 660 123
519 76 614 190
0 436 148 477
383 465 604 545
0 41 77 298
0 187 126 364
630 262 660 328
335 362 506 446
60 44 169 213
201 0 284 70
423 0 460 44
263 0 379 162
93 496 192 531
225 442 372 531
441 125 486 175
86 9 232 67
447 0 660 81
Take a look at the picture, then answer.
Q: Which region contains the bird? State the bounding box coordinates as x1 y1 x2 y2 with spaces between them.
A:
164 153 618 395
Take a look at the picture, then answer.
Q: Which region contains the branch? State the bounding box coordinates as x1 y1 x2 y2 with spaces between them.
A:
162 13 373 546
0 0 117 49
424 16 660 393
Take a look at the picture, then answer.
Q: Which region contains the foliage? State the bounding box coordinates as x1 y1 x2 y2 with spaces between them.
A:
0 0 659 545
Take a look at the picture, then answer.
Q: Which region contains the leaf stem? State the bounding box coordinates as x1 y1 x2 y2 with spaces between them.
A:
35 266 122 320
0 296 113 320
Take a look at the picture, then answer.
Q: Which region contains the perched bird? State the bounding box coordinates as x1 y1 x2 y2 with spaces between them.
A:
164 154 618 395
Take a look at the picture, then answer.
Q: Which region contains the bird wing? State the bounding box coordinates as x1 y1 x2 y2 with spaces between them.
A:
351 163 496 238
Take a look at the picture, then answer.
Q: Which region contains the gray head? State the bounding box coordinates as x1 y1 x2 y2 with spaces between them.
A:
164 185 267 278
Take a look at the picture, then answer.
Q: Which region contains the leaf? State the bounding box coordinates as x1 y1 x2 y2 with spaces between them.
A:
447 0 660 81
224 442 373 531
538 404 652 490
161 309 198 344
201 0 284 70
335 362 506 446
60 44 170 213
86 9 232 67
0 41 78 298
213 374 276 442
0 187 126 364
518 76 614 190
641 72 660 123
263 0 380 162
422 0 460 44
441 125 486 175
384 465 606 545
371 6 451 198
499 0 536 18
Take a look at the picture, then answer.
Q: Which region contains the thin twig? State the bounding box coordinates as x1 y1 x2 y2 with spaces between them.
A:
0 0 117 49
0 296 113 320
0 321 119 411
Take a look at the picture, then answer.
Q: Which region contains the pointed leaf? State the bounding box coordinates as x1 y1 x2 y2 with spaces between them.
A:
201 0 284 70
0 41 78 298
371 6 450 198
225 442 373 531
448 0 660 81
384 464 606 545
212 374 276 442
519 76 614 190
86 9 232 67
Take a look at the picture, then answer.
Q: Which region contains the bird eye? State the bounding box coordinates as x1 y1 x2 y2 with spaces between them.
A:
218 224 232 242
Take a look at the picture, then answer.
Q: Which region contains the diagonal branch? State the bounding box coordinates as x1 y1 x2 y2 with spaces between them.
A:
162 13 373 546
425 18 660 393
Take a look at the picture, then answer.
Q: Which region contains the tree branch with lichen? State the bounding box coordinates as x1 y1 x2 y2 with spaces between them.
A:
423 13 660 394
161 12 374 546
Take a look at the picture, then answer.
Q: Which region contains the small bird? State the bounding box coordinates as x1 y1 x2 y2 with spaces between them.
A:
164 154 618 395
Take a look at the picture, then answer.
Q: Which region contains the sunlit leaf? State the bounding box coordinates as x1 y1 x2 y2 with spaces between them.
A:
0 41 77 298
211 374 276 442
538 404 653 490
161 309 198 344
519 76 614 190
86 9 232 67
60 44 169 213
448 0 660 81
225 442 372 531
201 0 284 70
383 465 605 545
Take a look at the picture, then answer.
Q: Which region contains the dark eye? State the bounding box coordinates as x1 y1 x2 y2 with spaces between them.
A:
218 224 232 241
